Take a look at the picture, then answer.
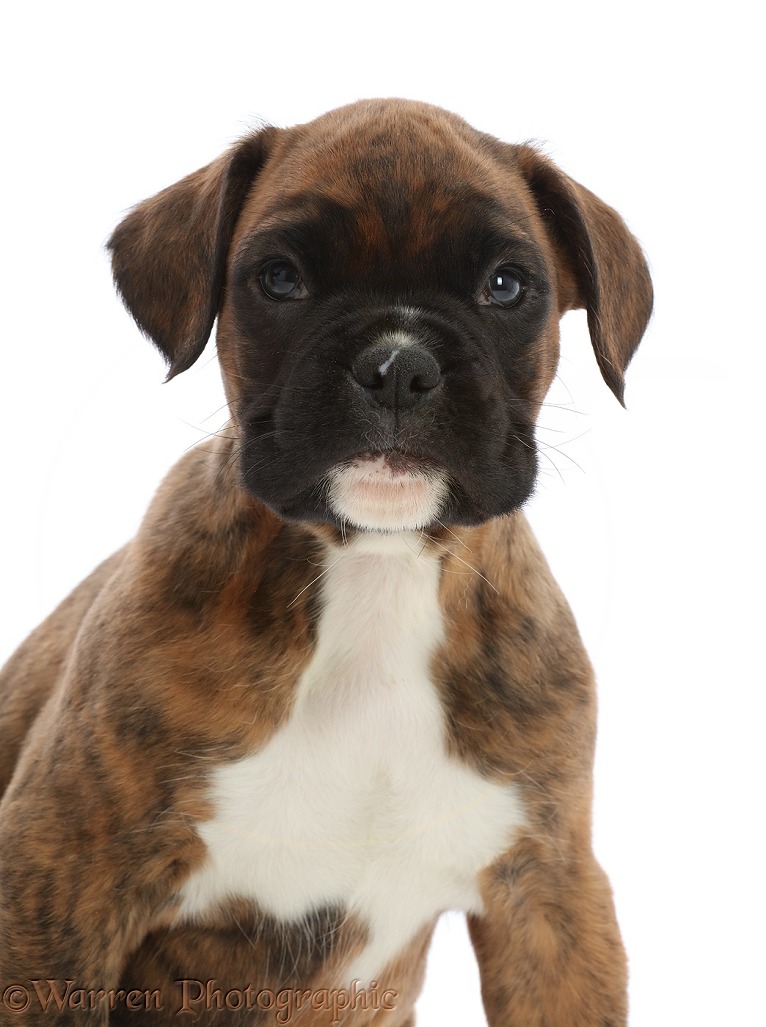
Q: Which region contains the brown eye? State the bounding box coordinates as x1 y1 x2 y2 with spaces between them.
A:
481 267 524 307
260 262 308 301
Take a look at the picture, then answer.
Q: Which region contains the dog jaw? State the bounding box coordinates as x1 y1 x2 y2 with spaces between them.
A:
326 454 449 532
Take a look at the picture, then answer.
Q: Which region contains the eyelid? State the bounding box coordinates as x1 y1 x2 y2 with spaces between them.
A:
256 254 302 276
231 249 303 286
489 262 529 283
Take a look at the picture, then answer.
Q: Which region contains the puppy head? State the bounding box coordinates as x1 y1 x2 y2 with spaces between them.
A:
108 99 652 532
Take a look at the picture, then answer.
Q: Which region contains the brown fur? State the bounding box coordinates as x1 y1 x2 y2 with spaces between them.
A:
0 99 652 1025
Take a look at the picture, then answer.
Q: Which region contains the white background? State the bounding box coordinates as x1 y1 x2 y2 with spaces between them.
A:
1 2 764 1024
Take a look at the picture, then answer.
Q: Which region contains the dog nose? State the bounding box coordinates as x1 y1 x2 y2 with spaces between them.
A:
351 344 441 410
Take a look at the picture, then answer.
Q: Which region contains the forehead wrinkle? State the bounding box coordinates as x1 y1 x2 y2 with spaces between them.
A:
232 201 546 289
241 116 543 260
259 120 505 229
241 100 545 246
236 149 545 278
289 99 498 188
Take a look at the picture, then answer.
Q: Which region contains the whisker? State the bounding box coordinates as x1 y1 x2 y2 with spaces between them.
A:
286 552 345 609
430 538 499 594
433 518 471 551
199 402 233 424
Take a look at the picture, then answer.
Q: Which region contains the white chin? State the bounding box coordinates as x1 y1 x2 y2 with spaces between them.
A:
327 456 448 532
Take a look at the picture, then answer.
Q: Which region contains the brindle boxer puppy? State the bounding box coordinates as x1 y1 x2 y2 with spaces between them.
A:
0 99 652 1025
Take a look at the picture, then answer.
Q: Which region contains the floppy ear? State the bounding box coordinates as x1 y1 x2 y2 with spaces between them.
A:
107 127 278 379
513 145 653 405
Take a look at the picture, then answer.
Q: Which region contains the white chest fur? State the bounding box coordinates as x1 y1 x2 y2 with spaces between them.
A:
178 533 527 982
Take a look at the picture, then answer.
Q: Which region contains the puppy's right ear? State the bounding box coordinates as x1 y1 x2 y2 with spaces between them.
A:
108 127 278 379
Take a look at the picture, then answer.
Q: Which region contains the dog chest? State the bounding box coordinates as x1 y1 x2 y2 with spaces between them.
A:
178 535 527 980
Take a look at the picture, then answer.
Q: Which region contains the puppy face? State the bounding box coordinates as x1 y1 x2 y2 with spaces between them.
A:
221 113 558 530
108 100 653 531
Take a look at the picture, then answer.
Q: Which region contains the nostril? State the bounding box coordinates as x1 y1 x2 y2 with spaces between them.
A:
410 366 440 393
351 349 385 390
352 343 441 410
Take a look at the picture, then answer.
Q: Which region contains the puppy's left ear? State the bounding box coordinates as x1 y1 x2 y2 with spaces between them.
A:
108 127 278 379
513 145 653 405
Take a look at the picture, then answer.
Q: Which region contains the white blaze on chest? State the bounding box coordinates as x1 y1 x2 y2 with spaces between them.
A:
179 533 527 981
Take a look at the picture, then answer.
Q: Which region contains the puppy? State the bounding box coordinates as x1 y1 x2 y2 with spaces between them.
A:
0 99 652 1025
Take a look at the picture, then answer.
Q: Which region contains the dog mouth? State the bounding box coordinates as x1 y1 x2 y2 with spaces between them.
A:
346 449 432 474
325 450 449 532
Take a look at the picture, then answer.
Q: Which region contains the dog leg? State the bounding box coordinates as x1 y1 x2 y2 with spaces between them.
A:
0 710 201 1023
0 810 182 1026
468 836 627 1027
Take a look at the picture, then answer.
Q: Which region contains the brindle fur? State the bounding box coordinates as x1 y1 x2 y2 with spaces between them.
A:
0 99 652 1025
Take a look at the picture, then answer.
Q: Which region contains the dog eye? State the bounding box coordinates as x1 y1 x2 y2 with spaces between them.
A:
260 261 308 301
480 268 524 308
